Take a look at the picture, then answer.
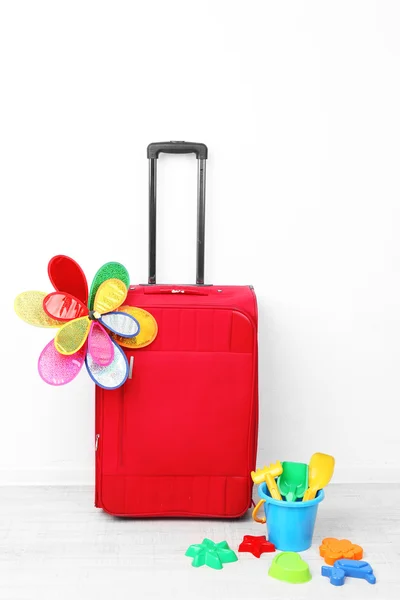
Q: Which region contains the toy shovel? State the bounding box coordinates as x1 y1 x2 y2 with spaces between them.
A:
278 462 308 502
303 452 335 502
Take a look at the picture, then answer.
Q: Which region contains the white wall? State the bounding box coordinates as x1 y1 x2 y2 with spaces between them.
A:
1 0 400 485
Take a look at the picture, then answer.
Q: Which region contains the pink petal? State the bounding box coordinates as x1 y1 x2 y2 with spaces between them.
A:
38 340 86 385
87 322 114 366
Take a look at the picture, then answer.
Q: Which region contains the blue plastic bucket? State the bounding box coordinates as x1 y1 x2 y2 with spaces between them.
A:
258 483 325 552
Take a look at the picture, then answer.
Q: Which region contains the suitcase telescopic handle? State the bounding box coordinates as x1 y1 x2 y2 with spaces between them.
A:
147 141 208 285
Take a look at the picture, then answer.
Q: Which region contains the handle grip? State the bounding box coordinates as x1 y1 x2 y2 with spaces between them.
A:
144 287 209 296
147 141 208 160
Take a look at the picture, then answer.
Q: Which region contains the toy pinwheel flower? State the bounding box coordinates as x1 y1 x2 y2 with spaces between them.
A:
14 255 158 390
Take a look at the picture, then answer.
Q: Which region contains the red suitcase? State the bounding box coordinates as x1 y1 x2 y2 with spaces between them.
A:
95 142 258 517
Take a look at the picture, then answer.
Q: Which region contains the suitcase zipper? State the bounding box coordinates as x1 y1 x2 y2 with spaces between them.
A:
95 433 100 507
119 387 125 467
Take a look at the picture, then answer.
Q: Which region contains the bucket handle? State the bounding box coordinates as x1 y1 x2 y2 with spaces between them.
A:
252 499 266 524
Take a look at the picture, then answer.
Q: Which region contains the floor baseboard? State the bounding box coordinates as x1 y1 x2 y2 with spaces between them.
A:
0 466 400 485
0 468 94 485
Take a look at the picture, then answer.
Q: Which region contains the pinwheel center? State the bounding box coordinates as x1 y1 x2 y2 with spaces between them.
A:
88 310 101 321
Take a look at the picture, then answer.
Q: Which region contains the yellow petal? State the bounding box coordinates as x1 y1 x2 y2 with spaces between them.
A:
54 317 90 355
93 279 128 315
111 306 158 349
14 291 64 328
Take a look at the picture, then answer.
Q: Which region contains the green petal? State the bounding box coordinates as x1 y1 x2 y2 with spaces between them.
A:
88 263 130 309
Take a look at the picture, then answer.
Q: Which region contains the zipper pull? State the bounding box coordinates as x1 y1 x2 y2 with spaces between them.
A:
95 434 100 451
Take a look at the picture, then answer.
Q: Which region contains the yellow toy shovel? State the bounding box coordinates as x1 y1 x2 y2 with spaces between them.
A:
302 453 335 502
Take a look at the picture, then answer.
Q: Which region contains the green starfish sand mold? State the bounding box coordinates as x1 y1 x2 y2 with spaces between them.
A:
185 538 238 570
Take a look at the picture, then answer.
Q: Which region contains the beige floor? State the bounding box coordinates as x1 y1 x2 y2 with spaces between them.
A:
0 484 399 600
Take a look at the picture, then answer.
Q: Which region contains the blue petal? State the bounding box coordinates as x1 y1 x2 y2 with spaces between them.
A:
100 311 140 338
85 340 128 389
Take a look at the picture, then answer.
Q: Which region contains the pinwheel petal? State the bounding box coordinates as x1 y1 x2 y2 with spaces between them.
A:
54 316 91 355
43 292 88 321
48 255 88 304
38 341 86 385
93 279 127 315
14 291 64 328
110 306 158 349
85 340 128 389
100 311 140 338
88 322 114 366
88 262 130 310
